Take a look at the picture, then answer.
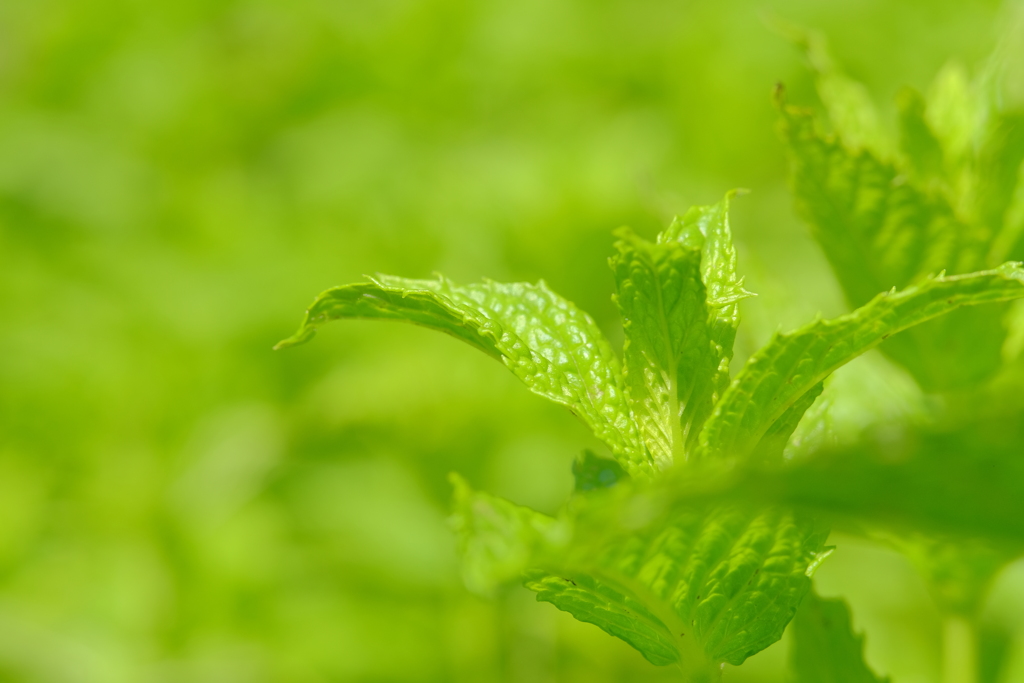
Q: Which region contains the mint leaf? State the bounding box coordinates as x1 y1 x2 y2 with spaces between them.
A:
546 501 831 669
524 571 683 667
699 264 1024 461
662 193 754 398
276 275 647 474
790 589 887 683
897 86 946 183
780 26 889 155
611 229 718 468
976 111 1024 256
449 473 566 595
451 476 830 672
925 62 983 165
451 478 684 667
662 192 752 312
610 194 753 468
779 92 1003 392
780 50 1024 392
779 102 987 297
750 381 824 464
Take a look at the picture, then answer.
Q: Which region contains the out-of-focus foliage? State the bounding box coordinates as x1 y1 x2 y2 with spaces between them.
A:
789 590 886 683
778 29 1024 392
777 22 1024 671
2 0 1024 682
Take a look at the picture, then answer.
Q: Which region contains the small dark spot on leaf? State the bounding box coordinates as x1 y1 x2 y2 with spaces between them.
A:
881 333 890 340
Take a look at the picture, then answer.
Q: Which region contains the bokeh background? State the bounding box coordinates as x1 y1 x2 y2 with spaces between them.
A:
3 0 1024 681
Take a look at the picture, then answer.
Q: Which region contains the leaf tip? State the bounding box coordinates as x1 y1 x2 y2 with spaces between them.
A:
805 546 836 576
273 326 317 351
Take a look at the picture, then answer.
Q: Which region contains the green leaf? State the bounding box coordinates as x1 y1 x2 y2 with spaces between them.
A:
551 501 830 669
698 264 1024 461
661 192 754 397
925 62 983 165
897 86 946 183
749 381 824 464
676 425 1022 617
661 192 752 311
524 571 684 668
778 24 889 155
276 275 648 474
779 86 1013 391
779 103 987 301
790 589 887 683
976 111 1024 257
448 473 566 595
450 477 830 671
611 229 718 468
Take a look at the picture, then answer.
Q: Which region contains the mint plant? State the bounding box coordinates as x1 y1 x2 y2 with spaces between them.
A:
772 30 1024 682
278 180 1024 679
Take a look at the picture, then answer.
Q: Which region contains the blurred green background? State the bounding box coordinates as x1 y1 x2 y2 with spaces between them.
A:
2 0 1024 681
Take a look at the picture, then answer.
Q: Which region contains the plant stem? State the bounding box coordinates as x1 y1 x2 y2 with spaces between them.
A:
942 616 977 683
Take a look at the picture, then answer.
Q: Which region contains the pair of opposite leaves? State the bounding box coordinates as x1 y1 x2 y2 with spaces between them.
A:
276 195 1024 675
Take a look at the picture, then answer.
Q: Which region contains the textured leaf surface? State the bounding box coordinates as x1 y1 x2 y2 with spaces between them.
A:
451 477 829 670
277 275 647 473
699 264 1024 461
525 570 683 667
661 193 752 389
779 98 1009 390
790 589 887 683
661 193 752 311
563 503 829 667
781 103 983 297
611 230 718 468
